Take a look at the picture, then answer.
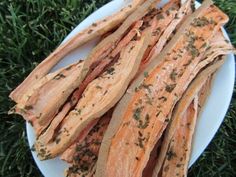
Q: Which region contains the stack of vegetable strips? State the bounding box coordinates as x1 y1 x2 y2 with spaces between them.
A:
8 0 236 177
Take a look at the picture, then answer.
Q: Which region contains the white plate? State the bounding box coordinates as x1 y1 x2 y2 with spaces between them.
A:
26 0 235 176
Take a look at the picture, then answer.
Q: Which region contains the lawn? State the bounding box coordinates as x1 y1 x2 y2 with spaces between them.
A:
0 0 235 177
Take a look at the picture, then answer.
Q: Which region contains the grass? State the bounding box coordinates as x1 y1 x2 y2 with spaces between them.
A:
0 0 235 176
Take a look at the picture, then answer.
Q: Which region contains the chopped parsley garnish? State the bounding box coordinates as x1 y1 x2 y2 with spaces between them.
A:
191 17 210 27
165 83 176 93
144 71 149 78
158 96 167 102
96 85 102 89
166 149 177 160
24 105 33 110
156 13 164 20
53 73 66 80
137 114 150 129
106 67 115 75
133 107 143 120
92 23 97 27
156 110 162 117
170 69 178 81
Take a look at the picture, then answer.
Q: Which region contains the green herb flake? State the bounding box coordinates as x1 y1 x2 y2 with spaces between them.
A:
166 10 170 16
190 0 196 12
200 42 207 49
88 29 93 34
174 14 179 19
152 27 161 36
106 67 115 75
163 165 169 172
74 108 82 115
138 114 150 129
133 107 142 120
158 96 167 102
24 105 33 110
128 45 135 53
170 69 178 82
55 138 61 144
138 99 142 104
156 110 162 117
53 73 66 80
166 149 176 160
135 136 145 149
145 95 153 105
65 65 73 71
92 23 97 27
186 43 199 58
36 113 42 119
96 85 102 89
138 131 143 137
191 17 210 27
176 164 182 168
165 83 176 93
173 57 178 60
142 83 152 93
183 60 192 67
144 71 149 78
123 121 130 127
30 144 36 151
28 120 33 126
224 39 230 43
156 13 164 20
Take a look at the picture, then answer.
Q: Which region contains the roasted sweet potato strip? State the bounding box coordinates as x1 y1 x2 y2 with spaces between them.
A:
10 61 83 134
86 0 160 67
60 120 99 162
152 58 227 177
95 2 230 177
37 5 160 143
144 0 194 66
197 75 213 111
61 5 183 167
35 30 152 160
142 139 163 177
141 0 180 63
13 61 84 135
138 0 194 75
8 62 77 116
11 0 160 137
160 97 198 177
64 111 111 177
152 30 236 174
14 62 80 109
9 0 146 102
37 19 144 144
